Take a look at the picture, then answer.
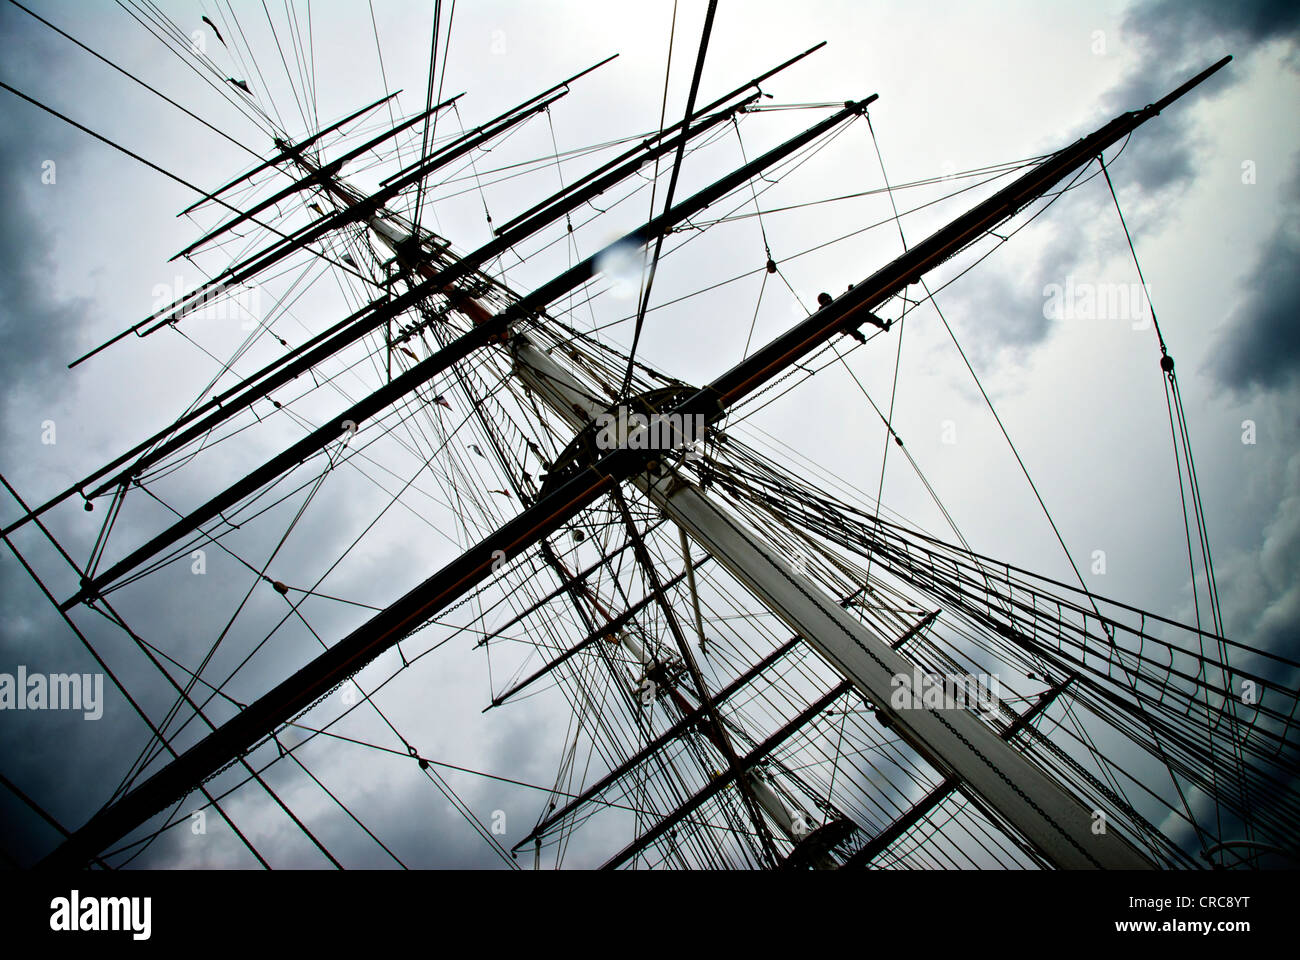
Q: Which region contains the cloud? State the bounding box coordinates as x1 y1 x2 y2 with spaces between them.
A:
1105 0 1300 196
1204 161 1300 392
937 225 1085 369
941 0 1300 359
1214 448 1300 653
0 118 87 430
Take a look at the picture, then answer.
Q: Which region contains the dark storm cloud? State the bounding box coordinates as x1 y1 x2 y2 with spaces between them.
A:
1084 0 1300 393
1205 161 1300 392
1104 0 1300 195
0 118 86 425
0 5 85 394
938 227 1082 369
0 70 103 861
946 0 1300 357
1121 0 1300 78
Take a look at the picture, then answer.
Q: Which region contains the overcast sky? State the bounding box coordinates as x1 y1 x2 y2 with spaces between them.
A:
0 0 1297 868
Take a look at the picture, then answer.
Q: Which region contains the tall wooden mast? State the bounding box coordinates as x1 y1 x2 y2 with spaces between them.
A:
35 54 1236 870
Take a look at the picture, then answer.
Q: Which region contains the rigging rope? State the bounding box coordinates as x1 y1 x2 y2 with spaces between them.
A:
1098 154 1244 860
618 0 715 401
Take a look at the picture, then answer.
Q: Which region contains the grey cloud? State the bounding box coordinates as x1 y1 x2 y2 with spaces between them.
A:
1123 0 1300 67
1104 0 1300 195
940 227 1084 366
0 120 87 428
0 6 90 424
946 0 1300 359
1205 162 1300 392
1215 450 1300 652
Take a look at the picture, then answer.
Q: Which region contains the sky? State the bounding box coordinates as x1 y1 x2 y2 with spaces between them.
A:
0 0 1297 869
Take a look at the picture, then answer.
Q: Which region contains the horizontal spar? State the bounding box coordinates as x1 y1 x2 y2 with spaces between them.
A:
68 55 622 366
693 57 1231 416
494 40 826 236
171 92 466 260
177 89 402 217
40 457 630 870
600 683 853 869
138 94 563 340
484 565 702 710
512 635 805 849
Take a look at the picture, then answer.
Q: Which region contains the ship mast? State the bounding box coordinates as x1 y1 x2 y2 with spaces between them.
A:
34 51 1238 870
